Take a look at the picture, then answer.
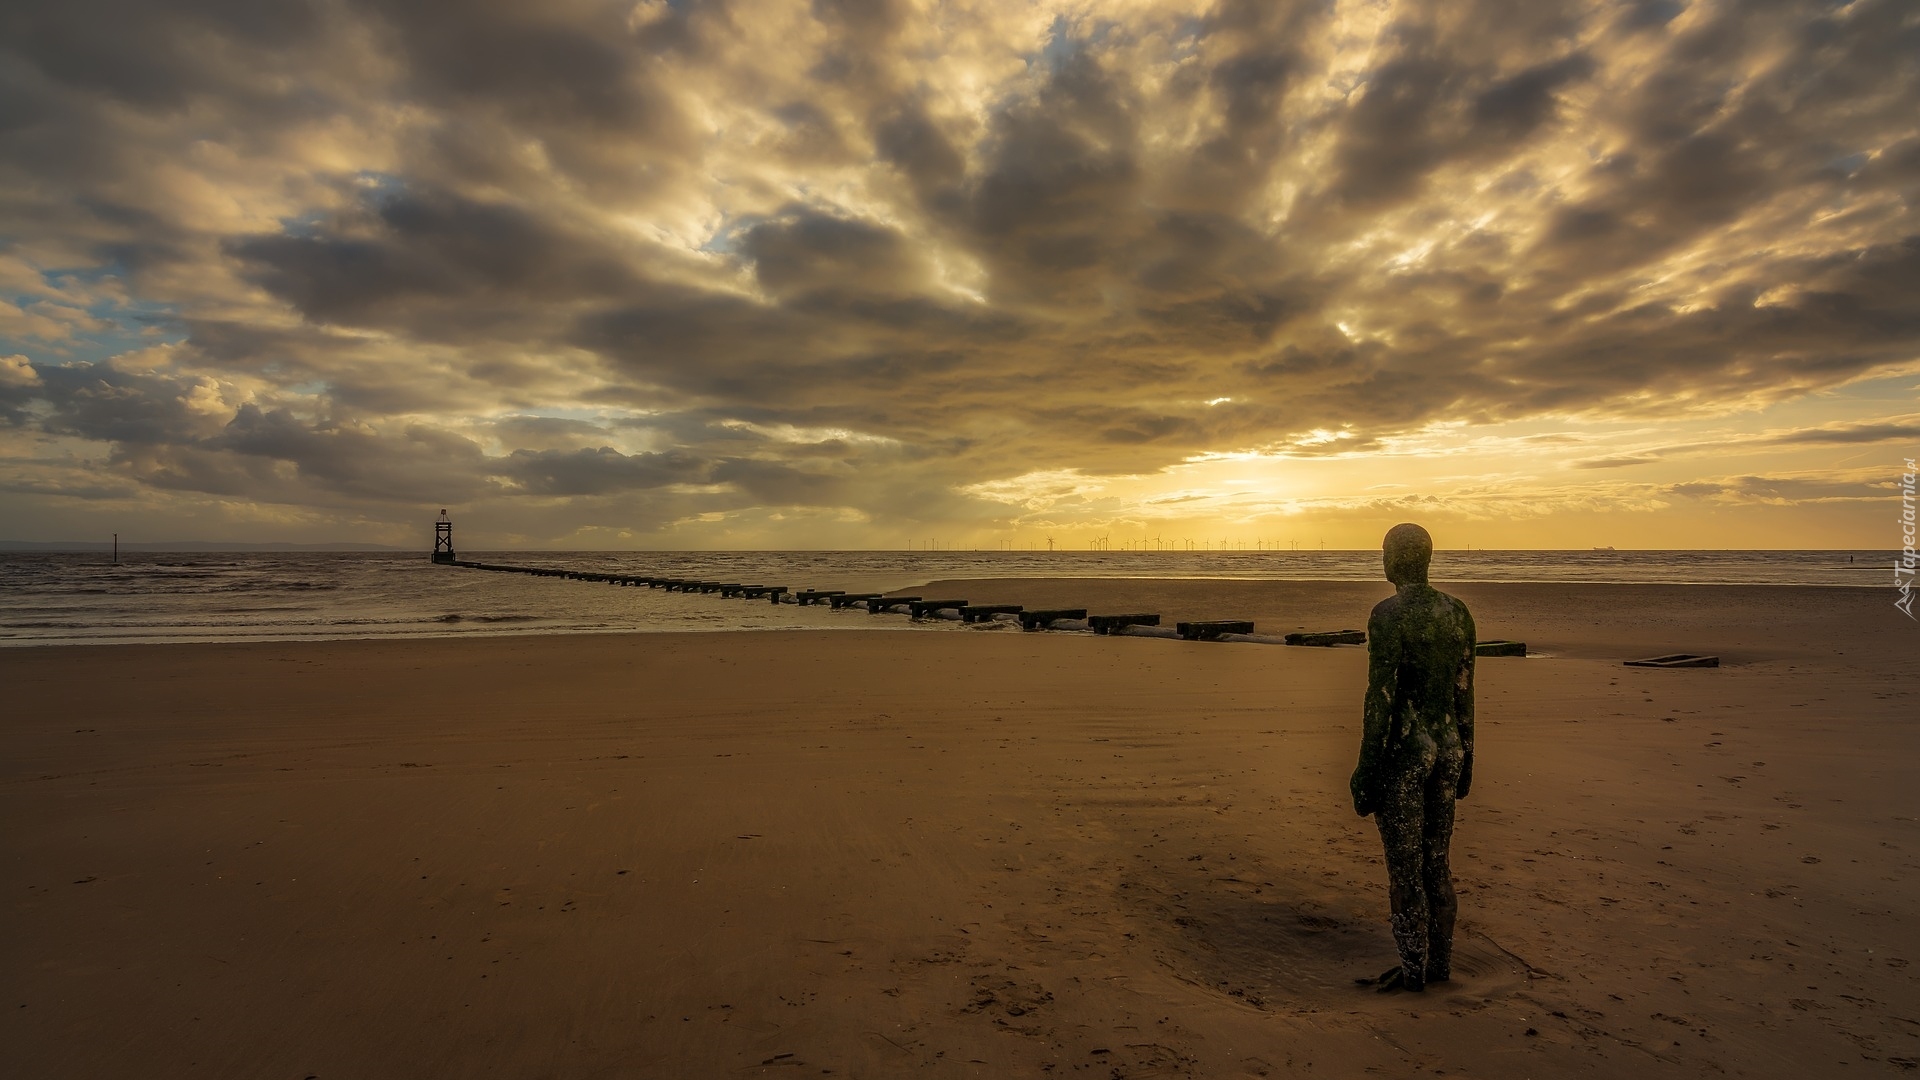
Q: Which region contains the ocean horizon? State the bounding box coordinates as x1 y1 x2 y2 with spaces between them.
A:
0 548 1901 648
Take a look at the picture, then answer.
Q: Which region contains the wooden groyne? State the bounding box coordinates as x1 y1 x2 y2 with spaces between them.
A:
1285 629 1367 646
1087 613 1160 635
961 604 1023 624
1177 619 1255 641
1018 609 1087 631
439 559 1527 655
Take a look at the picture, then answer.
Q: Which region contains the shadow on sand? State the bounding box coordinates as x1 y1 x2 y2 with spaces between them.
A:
1123 873 1532 1010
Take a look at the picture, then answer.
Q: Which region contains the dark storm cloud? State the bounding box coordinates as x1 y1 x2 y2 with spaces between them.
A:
741 210 927 298
958 41 1144 299
1322 9 1593 211
1 0 326 109
29 362 222 447
872 100 967 191
228 186 649 335
506 445 711 497
2 0 1917 541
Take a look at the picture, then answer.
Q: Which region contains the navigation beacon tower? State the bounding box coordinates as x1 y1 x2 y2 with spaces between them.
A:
432 509 456 564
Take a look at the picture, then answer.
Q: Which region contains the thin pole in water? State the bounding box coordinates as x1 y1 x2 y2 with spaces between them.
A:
112 533 118 564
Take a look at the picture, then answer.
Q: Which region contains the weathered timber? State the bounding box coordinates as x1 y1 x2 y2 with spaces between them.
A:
1178 620 1256 641
1623 653 1719 668
1474 640 1527 657
1017 609 1088 631
1285 629 1367 647
794 590 846 605
867 597 919 613
828 593 883 609
961 604 1023 623
908 600 968 618
1088 613 1160 635
1114 624 1180 639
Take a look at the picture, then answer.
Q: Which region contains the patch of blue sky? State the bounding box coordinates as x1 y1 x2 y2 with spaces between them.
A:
1032 14 1120 73
1830 151 1869 173
276 209 332 239
5 265 184 367
697 211 769 257
39 261 130 288
351 170 407 200
271 171 405 238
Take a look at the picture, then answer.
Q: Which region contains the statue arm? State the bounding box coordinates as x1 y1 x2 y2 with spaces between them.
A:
1351 609 1397 816
1455 605 1476 800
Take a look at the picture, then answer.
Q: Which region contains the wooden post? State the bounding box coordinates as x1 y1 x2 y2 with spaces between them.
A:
1087 613 1160 635
1176 620 1256 641
1283 629 1367 647
960 604 1023 623
1017 609 1087 631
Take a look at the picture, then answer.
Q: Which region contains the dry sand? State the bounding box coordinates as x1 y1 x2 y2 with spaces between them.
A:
2 580 1916 1078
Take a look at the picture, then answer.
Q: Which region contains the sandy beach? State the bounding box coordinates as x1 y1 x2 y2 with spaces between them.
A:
3 580 1916 1078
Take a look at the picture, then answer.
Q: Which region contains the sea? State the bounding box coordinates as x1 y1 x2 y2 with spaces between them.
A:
0 549 1897 647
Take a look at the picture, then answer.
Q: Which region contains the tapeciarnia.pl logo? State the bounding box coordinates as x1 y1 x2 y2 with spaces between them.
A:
1899 457 1916 620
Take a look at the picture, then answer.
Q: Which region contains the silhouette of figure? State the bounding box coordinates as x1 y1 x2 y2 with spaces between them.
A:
1350 523 1475 992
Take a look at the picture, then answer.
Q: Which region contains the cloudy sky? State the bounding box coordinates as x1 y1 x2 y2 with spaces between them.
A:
2 0 1916 550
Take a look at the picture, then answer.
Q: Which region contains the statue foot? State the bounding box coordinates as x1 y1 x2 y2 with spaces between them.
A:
1358 965 1425 993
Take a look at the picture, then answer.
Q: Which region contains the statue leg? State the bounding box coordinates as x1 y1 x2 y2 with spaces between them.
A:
1421 751 1464 983
1373 761 1431 991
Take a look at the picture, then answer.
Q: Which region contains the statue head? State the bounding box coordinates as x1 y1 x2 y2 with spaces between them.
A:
1382 522 1433 587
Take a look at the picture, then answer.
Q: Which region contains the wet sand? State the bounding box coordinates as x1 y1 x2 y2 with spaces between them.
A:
2 581 1916 1078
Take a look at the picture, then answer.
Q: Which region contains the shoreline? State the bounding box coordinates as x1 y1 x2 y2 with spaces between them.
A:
4 577 1910 661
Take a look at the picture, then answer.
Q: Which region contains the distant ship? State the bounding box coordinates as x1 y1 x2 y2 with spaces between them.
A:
1592 545 1616 551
